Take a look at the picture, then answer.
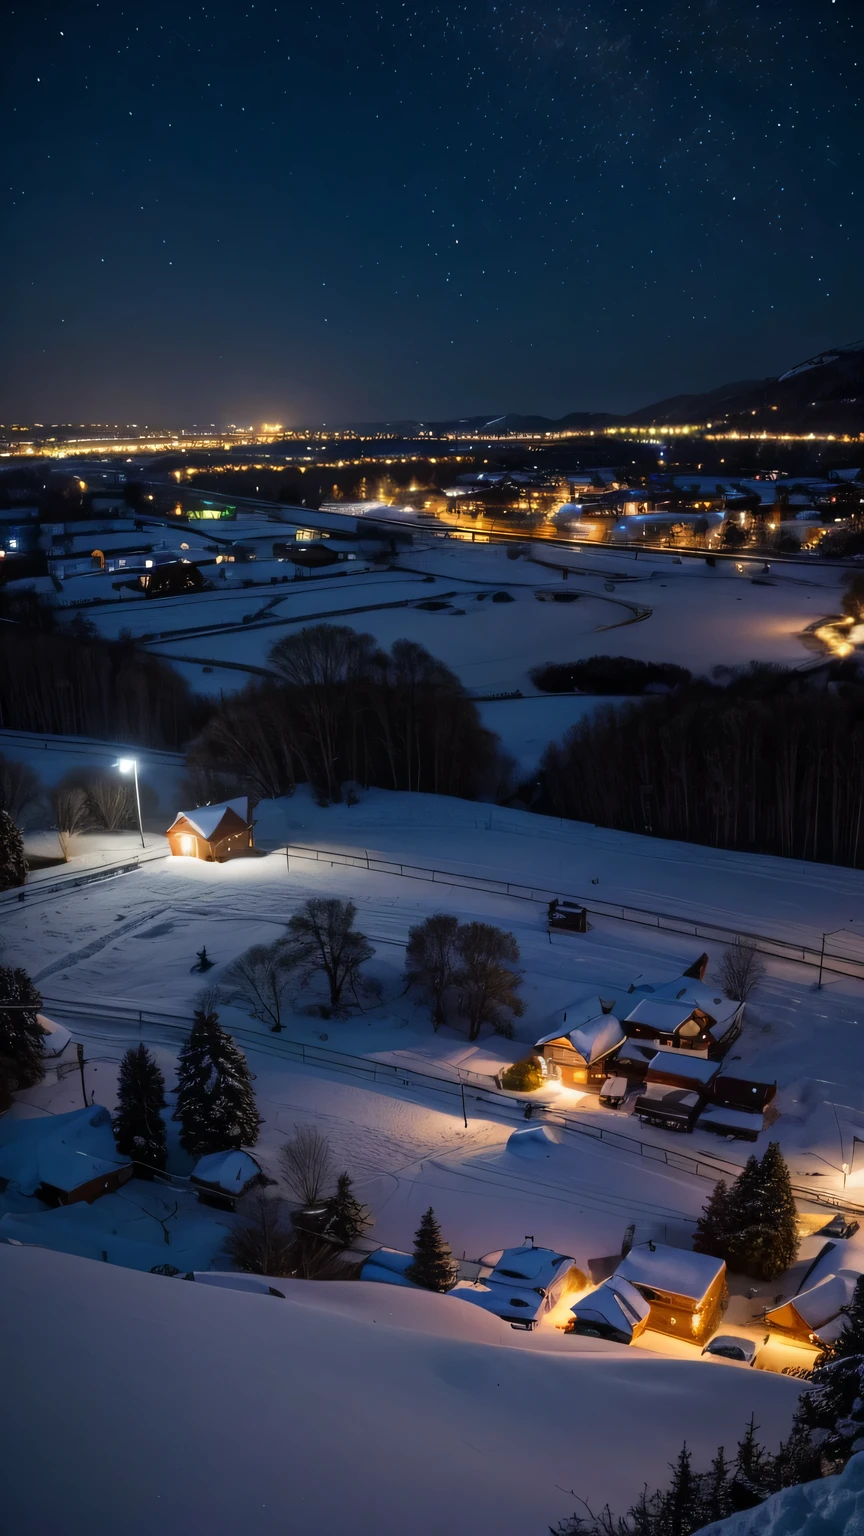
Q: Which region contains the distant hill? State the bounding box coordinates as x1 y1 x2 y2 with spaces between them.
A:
337 342 864 437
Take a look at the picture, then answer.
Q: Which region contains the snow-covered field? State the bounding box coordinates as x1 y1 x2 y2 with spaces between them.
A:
2 1243 800 1536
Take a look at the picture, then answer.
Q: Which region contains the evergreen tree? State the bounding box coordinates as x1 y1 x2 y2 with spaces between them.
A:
406 1206 457 1292
729 1417 775 1511
112 1044 167 1176
698 1445 733 1525
173 1004 260 1156
0 810 27 890
661 1444 701 1536
774 1400 820 1489
323 1172 373 1250
724 1144 798 1280
693 1179 731 1259
0 965 44 1087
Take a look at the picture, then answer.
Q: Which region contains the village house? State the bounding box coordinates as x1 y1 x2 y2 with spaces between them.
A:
190 1150 264 1211
764 1269 862 1349
451 1242 584 1329
618 972 744 1056
166 797 254 862
565 1275 651 1344
533 1001 626 1089
613 1243 728 1344
0 1106 133 1207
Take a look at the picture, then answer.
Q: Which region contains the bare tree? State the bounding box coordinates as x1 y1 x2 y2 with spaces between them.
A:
219 941 297 1032
225 1192 296 1276
719 939 766 1001
287 897 374 1009
0 754 43 824
454 922 525 1041
404 913 460 1029
291 1235 357 1281
280 1124 334 1207
81 770 136 830
52 785 92 861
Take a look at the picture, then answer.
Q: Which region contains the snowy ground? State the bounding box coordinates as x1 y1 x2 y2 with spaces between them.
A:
94 541 847 708
6 786 864 1354
2 1243 801 1536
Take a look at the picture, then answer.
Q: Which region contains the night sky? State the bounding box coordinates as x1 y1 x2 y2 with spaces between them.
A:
3 1 862 425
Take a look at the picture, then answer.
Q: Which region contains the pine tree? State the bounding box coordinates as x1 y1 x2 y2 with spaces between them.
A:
774 1401 820 1489
113 1044 167 1176
661 1443 701 1536
729 1417 775 1511
173 1005 260 1156
698 1445 733 1526
324 1172 373 1250
755 1141 799 1277
0 810 27 890
405 1206 457 1292
693 1179 731 1259
0 965 45 1087
724 1145 797 1280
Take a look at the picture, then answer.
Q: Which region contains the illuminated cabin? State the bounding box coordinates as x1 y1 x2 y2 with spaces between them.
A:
765 1270 862 1349
614 1243 728 1344
534 1002 626 1088
166 797 254 863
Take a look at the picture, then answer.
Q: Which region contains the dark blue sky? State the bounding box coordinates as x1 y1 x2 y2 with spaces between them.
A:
3 1 861 424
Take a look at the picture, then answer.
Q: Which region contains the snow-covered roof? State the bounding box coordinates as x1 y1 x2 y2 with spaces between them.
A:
624 999 697 1033
481 1244 575 1292
0 1106 128 1196
569 1276 650 1336
636 1084 701 1112
648 978 742 1026
534 1013 624 1065
767 1270 861 1332
616 1243 725 1303
450 1278 544 1322
168 797 249 839
191 1150 262 1194
37 1014 72 1058
646 1050 720 1085
697 1104 765 1135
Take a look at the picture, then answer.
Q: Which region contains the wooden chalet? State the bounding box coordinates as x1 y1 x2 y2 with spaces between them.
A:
534 999 625 1088
614 1242 728 1344
166 797 253 862
765 1269 861 1348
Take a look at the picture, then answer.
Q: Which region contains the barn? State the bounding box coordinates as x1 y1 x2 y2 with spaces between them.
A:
166 798 254 862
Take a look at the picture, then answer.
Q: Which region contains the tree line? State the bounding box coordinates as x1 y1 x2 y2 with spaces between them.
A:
188 622 508 804
540 663 864 869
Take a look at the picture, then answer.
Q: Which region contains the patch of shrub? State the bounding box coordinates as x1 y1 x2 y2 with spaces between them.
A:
499 1056 544 1091
530 655 692 695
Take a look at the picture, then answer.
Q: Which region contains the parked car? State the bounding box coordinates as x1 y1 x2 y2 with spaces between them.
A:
701 1334 758 1366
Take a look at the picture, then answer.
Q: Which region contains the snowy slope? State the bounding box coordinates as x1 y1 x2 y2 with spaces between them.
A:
700 1452 864 1535
1 1245 800 1536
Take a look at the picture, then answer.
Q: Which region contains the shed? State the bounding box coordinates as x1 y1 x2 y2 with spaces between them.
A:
166 797 253 862
764 1269 862 1347
614 1243 727 1342
534 1012 626 1087
644 1050 720 1092
566 1276 650 1344
190 1150 263 1210
0 1106 133 1207
697 1104 765 1142
634 1083 702 1132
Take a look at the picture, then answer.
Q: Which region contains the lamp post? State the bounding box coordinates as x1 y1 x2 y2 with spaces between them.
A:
115 757 145 850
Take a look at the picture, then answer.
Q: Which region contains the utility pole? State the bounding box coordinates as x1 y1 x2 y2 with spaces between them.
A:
76 1042 88 1108
460 1081 468 1129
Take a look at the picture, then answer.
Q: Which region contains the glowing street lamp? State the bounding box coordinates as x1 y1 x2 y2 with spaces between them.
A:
115 757 145 850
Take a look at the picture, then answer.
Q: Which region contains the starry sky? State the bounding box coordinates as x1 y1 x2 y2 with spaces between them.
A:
3 1 862 425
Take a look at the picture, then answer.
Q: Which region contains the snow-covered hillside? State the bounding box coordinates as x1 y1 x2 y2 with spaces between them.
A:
700 1452 864 1535
1 1244 800 1536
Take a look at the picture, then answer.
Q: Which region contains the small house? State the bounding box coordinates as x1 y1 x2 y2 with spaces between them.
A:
566 1276 651 1344
634 1050 720 1132
190 1150 264 1210
621 975 744 1056
0 1105 133 1207
764 1269 862 1348
453 1242 583 1329
613 1242 728 1343
166 797 254 862
534 1001 625 1088
547 899 588 935
697 1074 777 1141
